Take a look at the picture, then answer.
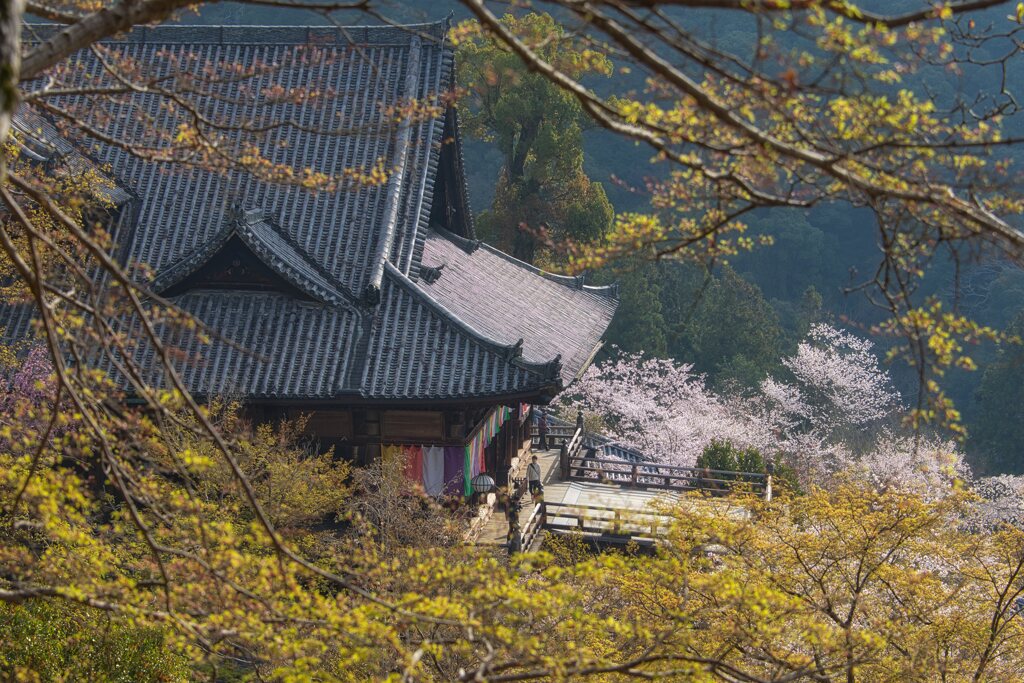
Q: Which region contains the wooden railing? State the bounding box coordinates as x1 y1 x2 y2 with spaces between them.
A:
520 502 545 552
530 424 576 445
560 425 585 476
544 501 672 543
565 454 769 498
510 501 673 551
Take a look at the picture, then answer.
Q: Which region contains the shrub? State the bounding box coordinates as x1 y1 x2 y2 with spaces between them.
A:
0 601 189 682
697 440 765 478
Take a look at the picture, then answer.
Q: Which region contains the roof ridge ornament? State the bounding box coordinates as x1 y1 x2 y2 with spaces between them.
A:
545 354 563 380
362 283 381 307
225 199 244 225
506 338 524 361
225 202 268 228
420 262 445 284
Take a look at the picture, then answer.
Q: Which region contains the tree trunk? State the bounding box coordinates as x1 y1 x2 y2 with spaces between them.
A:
0 0 24 157
507 117 539 182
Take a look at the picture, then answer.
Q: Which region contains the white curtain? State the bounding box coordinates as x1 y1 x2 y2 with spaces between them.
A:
423 446 445 497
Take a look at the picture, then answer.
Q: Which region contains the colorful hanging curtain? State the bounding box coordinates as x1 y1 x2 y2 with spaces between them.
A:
422 446 445 497
443 446 464 496
461 405 515 496
403 445 424 485
382 444 403 465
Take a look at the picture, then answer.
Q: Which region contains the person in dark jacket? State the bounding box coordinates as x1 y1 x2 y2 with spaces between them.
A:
537 410 549 450
506 493 523 554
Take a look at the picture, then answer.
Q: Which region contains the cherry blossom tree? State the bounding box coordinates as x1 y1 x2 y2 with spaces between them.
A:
855 432 969 498
554 351 770 466
559 326 970 494
755 323 903 480
760 324 901 439
972 474 1024 527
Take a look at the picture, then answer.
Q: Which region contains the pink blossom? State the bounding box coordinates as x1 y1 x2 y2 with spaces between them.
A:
559 326 968 496
1 345 56 412
554 351 769 466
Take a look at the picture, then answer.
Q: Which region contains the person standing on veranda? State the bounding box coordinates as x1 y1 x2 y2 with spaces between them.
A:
527 455 543 500
537 410 549 451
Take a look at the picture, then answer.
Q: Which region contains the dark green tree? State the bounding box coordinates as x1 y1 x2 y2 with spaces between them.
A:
735 213 839 303
456 13 614 263
970 312 1024 475
684 266 784 389
600 261 668 356
773 285 826 352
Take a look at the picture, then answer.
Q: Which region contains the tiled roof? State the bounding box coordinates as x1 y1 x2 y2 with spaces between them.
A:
32 22 452 299
361 264 559 399
11 110 134 207
109 266 562 400
3 22 618 402
128 292 363 399
150 209 355 306
418 227 618 383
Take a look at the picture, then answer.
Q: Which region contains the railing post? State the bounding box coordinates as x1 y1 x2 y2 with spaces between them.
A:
764 461 775 502
560 442 569 481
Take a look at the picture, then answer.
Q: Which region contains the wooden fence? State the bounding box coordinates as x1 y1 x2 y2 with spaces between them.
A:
532 422 771 500
565 454 769 497
515 500 673 550
543 501 672 543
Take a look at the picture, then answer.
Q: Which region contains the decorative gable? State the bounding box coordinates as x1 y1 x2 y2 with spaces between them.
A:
160 234 313 300
428 108 476 240
151 207 355 307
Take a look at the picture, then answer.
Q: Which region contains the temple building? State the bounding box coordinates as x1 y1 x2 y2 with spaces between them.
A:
1 21 617 495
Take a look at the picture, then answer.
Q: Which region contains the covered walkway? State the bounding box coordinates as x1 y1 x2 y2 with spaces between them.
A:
474 434 758 551
474 446 561 545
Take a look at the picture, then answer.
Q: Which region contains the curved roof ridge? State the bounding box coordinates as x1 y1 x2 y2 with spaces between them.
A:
25 20 452 47
449 107 477 240
392 35 454 279
381 261 562 381
430 223 483 253
366 33 423 299
149 222 235 293
236 219 356 307
246 214 353 296
432 225 619 300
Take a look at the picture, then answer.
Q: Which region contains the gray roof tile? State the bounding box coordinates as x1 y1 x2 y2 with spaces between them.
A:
122 292 360 399
419 228 618 383
4 23 617 402
40 22 448 296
